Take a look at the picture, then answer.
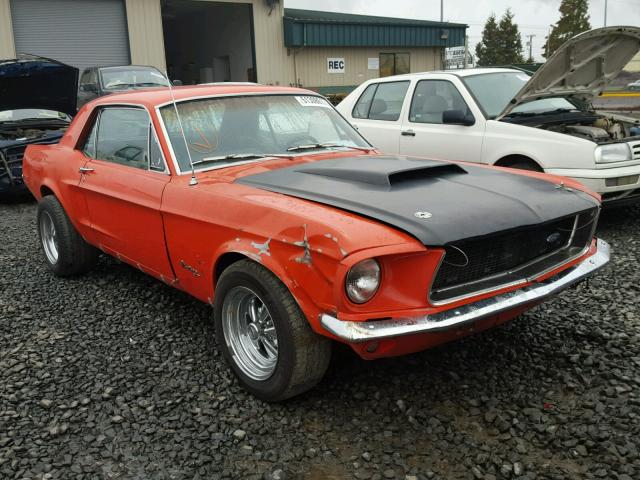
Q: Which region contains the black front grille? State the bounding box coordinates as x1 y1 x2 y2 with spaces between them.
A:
431 208 598 302
0 145 27 187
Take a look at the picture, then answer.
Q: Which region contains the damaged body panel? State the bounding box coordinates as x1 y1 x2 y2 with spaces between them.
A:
23 84 609 400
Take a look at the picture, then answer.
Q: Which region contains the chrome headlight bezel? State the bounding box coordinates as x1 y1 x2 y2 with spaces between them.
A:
345 259 381 304
595 143 631 164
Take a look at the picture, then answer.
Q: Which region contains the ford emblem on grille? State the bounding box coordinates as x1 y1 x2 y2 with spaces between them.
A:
546 232 562 244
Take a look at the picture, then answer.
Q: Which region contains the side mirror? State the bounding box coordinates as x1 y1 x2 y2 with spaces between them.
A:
442 109 475 126
172 79 183 86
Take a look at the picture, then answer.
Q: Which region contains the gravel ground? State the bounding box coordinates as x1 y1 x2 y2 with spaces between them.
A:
1 199 639 480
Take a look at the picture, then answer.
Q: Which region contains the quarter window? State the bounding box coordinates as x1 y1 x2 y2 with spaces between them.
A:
82 118 98 158
352 81 410 122
96 108 150 170
409 80 470 124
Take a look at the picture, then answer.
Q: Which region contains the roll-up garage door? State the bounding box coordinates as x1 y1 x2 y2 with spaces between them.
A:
10 0 130 71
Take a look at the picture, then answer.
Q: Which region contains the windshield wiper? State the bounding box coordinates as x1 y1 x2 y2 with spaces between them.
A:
192 153 291 166
287 143 372 153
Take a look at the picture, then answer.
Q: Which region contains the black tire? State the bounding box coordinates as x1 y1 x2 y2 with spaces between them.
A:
36 195 98 276
214 259 331 401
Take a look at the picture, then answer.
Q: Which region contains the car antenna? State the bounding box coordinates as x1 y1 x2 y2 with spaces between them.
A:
165 72 198 186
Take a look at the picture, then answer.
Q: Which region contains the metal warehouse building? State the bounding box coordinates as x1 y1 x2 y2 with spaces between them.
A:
0 0 467 93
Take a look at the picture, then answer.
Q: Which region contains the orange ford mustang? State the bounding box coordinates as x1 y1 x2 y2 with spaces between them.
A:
22 85 610 401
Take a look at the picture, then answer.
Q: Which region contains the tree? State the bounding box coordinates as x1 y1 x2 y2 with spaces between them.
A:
544 0 591 58
475 10 524 66
475 14 500 66
497 9 525 64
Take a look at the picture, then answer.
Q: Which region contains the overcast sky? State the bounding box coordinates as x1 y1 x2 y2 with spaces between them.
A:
285 0 640 61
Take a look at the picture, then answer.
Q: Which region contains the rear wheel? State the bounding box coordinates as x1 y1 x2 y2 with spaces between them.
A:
37 196 98 276
214 259 331 401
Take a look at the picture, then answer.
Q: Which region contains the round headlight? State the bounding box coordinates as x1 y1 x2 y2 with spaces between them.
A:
345 259 381 304
595 143 631 164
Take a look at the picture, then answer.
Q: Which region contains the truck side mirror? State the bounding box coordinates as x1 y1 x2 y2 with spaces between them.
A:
442 109 475 126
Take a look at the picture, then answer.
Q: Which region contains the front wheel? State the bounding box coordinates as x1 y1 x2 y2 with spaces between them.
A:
214 259 331 401
37 195 98 276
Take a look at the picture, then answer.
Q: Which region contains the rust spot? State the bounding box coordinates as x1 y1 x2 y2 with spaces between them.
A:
251 238 271 257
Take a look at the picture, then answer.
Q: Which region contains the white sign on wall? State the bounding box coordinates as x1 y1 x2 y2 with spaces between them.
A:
367 57 379 70
327 58 345 73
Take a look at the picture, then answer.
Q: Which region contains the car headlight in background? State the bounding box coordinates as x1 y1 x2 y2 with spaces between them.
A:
345 259 381 303
595 143 631 164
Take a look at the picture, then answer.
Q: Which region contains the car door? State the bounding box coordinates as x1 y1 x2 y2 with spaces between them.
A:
399 78 486 162
78 106 175 280
348 80 411 153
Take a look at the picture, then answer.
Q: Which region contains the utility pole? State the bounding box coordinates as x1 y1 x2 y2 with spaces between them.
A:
464 35 468 68
604 0 608 26
526 34 536 62
440 0 443 22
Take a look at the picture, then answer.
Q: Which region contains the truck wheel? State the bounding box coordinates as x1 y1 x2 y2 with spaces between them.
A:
214 259 331 401
37 195 98 276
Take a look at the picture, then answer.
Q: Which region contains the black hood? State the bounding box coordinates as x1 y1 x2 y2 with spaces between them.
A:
236 155 599 246
0 55 78 117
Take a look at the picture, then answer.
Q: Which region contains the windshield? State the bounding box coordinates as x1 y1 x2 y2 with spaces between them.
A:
463 72 580 118
160 94 371 172
100 68 169 91
0 109 71 122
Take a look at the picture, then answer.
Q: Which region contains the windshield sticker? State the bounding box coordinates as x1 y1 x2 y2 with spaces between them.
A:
295 96 332 108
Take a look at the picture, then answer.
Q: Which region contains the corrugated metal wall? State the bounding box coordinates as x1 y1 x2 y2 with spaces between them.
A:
293 47 442 90
0 0 16 59
285 19 466 49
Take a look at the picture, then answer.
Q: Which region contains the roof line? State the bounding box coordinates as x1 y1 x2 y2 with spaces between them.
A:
283 8 468 28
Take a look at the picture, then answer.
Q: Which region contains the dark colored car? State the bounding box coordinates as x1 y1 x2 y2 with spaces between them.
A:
0 55 76 196
77 65 169 108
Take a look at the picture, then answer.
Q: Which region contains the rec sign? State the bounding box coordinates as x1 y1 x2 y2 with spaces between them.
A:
327 58 345 73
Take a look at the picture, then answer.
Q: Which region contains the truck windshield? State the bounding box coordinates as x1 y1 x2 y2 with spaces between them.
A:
160 94 371 172
464 72 580 119
101 68 169 91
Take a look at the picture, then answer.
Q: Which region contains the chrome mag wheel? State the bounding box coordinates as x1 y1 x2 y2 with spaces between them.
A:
39 210 59 265
222 286 279 381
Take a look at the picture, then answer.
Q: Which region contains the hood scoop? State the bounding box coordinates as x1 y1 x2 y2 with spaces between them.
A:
297 156 466 188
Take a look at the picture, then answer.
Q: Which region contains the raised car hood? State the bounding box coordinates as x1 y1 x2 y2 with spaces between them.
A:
0 55 78 116
498 26 640 119
236 156 599 246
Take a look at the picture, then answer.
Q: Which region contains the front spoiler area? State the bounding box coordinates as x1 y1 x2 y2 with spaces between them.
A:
321 239 610 343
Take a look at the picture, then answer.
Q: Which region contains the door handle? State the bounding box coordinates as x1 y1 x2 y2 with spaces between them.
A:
79 167 94 174
401 130 416 137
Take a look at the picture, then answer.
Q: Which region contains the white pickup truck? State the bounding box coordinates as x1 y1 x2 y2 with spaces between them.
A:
337 27 640 206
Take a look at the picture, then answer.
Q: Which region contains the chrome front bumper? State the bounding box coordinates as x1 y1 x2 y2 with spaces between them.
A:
321 239 610 343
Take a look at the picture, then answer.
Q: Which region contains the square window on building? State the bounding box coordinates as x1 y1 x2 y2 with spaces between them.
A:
379 53 410 77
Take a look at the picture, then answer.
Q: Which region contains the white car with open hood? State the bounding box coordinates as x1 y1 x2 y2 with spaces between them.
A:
337 26 640 206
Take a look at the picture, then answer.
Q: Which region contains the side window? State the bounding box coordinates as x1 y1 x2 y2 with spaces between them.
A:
352 83 377 119
82 114 98 158
359 81 410 122
96 108 150 170
80 69 97 90
149 126 166 172
409 80 470 124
